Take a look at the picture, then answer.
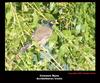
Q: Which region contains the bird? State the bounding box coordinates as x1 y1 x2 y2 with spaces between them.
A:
20 20 53 52
32 20 53 47
15 20 63 70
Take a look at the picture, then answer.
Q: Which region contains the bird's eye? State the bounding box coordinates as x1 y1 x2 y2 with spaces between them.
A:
43 20 47 24
41 20 53 28
41 20 48 24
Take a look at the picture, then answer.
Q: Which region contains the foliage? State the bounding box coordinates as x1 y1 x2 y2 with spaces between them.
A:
5 2 95 71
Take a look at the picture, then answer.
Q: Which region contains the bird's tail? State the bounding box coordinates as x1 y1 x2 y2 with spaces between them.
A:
20 43 32 52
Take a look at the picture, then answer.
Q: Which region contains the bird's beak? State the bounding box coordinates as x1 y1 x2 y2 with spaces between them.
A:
50 20 59 25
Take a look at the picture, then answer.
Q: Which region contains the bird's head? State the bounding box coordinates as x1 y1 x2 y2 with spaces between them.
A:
41 20 53 29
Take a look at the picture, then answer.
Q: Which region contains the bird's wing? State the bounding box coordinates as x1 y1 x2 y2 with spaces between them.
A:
33 27 52 42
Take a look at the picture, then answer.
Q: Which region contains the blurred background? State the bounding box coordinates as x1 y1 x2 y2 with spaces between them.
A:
5 2 95 71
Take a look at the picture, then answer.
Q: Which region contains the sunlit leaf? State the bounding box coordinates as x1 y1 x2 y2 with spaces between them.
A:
49 32 58 48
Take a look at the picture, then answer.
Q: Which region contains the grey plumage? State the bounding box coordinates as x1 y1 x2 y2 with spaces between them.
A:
20 21 53 52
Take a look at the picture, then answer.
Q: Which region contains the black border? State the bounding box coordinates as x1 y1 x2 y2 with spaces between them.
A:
1 71 96 81
0 1 96 81
4 0 96 2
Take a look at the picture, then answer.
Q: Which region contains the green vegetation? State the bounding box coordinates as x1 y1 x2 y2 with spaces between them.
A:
5 2 95 71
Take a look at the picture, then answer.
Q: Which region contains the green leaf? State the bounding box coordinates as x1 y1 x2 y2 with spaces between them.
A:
44 13 55 20
59 44 68 56
22 3 28 12
75 24 81 34
32 10 39 28
49 32 58 48
6 7 13 25
62 30 71 37
50 2 55 11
